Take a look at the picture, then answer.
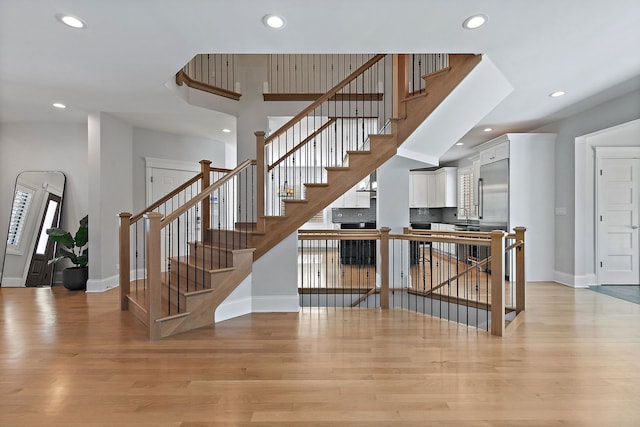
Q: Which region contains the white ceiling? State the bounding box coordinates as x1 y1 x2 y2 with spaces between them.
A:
1 1 639 162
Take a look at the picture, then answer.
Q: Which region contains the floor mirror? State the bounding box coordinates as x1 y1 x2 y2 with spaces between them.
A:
1 171 65 287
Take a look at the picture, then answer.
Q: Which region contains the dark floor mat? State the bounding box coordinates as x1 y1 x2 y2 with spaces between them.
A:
588 285 640 305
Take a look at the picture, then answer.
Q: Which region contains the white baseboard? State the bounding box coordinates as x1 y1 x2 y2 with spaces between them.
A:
251 295 300 313
86 274 120 293
215 297 252 323
553 270 576 287
573 273 596 288
1 277 24 287
215 275 252 322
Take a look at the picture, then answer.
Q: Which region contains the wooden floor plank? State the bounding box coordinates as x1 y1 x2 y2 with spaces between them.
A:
1 282 640 426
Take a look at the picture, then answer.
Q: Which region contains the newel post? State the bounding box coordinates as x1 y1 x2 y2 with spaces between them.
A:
118 212 132 311
255 131 266 231
489 230 506 336
200 160 211 243
392 54 409 119
514 226 527 314
380 227 391 309
145 212 163 340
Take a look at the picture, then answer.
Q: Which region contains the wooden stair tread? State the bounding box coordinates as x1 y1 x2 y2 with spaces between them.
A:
185 288 215 297
169 256 236 273
304 182 329 188
155 311 191 323
422 66 451 80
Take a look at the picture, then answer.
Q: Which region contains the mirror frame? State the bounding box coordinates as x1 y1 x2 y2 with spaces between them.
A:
1 171 66 287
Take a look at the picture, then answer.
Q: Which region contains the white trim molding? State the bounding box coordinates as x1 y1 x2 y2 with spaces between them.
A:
553 271 576 287
251 295 300 313
86 274 119 293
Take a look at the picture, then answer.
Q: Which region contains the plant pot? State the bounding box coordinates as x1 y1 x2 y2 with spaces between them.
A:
62 266 88 291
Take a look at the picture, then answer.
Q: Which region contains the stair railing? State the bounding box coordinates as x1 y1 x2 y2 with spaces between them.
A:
119 160 227 310
256 54 393 218
297 226 526 336
256 53 452 219
118 160 250 335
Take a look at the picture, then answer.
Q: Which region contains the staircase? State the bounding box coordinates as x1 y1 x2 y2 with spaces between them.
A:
119 53 483 339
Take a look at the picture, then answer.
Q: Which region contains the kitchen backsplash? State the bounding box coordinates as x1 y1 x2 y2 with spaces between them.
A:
332 199 376 223
441 207 459 223
410 207 458 224
332 205 460 225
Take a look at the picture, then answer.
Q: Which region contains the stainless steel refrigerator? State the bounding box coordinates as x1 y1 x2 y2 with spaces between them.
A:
477 158 509 275
478 158 509 232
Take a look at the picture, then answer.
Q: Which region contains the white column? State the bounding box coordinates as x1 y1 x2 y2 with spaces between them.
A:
87 113 133 292
376 157 411 289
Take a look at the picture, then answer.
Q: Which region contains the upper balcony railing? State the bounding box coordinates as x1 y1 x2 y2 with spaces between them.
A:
176 54 241 100
298 226 526 336
176 53 449 102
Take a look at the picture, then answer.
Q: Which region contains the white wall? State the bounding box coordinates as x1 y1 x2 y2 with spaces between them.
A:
535 89 640 286
131 127 228 214
251 232 299 312
573 119 640 287
235 55 311 163
88 113 133 292
508 133 556 282
0 123 88 280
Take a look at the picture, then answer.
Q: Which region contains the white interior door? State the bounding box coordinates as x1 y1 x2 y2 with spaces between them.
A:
149 168 198 208
597 153 640 285
149 166 202 271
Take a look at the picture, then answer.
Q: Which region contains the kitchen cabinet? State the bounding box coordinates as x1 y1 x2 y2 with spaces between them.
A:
479 140 509 165
409 171 429 207
338 184 371 208
410 167 457 208
426 173 437 207
433 167 457 208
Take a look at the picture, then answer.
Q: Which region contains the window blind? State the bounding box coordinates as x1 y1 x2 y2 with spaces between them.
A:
7 189 32 246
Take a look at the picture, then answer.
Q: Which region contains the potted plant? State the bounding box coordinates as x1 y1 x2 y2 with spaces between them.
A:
47 215 88 290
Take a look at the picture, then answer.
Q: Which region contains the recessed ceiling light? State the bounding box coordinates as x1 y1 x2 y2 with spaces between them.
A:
550 91 566 98
222 128 231 133
483 127 493 132
463 14 488 30
263 14 286 29
456 142 464 146
56 14 87 29
52 103 67 109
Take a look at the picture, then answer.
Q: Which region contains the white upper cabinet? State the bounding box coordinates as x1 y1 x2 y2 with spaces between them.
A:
479 140 509 165
409 167 457 208
409 171 429 207
434 167 457 208
339 184 371 208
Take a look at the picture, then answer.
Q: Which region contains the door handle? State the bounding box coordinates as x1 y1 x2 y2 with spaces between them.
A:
632 225 639 230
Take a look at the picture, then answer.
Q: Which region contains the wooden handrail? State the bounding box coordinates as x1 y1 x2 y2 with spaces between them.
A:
129 164 231 224
176 70 241 101
161 159 254 227
267 119 336 171
130 172 203 223
393 233 491 246
264 54 386 145
210 166 233 174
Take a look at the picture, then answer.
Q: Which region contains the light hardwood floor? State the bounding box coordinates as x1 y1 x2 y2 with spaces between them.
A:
1 282 640 426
